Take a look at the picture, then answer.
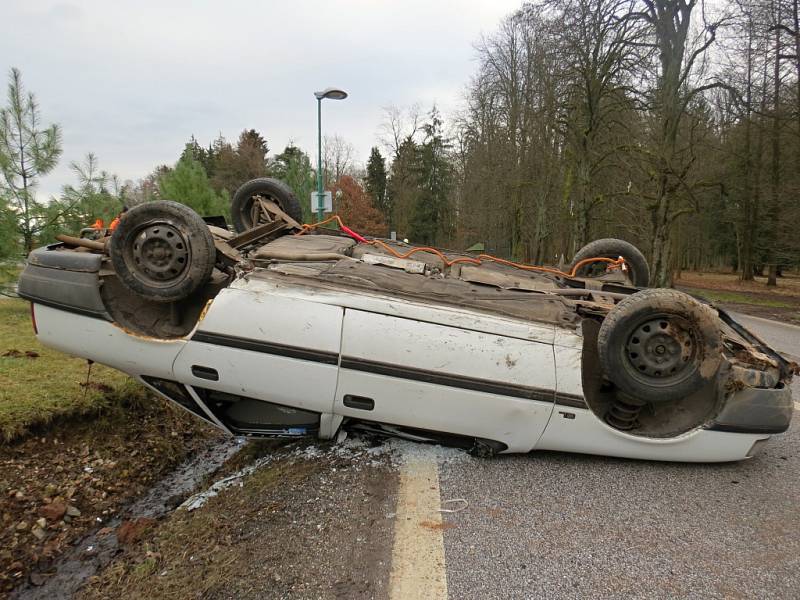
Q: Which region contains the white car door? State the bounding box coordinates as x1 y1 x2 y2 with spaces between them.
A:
334 308 557 453
173 287 343 414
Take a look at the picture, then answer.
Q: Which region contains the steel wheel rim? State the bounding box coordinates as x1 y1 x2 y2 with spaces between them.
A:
623 313 699 387
129 222 190 287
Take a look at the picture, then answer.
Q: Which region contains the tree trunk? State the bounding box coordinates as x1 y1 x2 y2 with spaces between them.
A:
650 175 673 287
766 4 782 287
740 14 756 281
767 263 778 286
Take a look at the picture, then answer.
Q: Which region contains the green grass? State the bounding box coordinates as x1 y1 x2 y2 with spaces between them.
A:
0 298 131 441
680 287 797 309
0 262 21 287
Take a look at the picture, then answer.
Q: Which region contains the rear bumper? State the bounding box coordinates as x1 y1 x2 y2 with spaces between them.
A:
707 384 793 434
17 246 110 320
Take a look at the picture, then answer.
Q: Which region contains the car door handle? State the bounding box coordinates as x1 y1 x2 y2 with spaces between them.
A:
191 365 219 381
343 394 374 411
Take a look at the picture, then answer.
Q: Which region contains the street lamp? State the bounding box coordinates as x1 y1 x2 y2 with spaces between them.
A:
314 87 348 222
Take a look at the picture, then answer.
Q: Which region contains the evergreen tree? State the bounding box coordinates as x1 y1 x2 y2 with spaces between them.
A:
237 129 269 177
410 107 452 245
0 68 62 252
210 129 270 196
158 154 228 217
365 147 389 219
39 154 123 242
180 135 211 174
386 139 421 238
0 197 17 259
271 144 315 223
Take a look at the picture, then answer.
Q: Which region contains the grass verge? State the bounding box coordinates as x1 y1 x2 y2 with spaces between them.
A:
679 287 796 309
0 298 130 441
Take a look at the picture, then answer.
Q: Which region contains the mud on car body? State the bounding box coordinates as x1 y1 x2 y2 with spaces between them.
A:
18 178 795 462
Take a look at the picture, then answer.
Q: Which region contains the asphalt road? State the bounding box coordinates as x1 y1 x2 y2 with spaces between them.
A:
435 314 800 599
730 312 800 363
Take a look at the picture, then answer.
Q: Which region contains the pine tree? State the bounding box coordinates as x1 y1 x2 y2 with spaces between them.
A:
271 144 315 223
209 129 270 195
180 135 210 173
411 107 452 245
159 154 228 217
386 139 421 238
0 68 62 252
39 153 123 241
365 147 389 219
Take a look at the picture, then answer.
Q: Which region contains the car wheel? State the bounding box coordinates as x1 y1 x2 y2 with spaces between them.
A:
597 289 722 403
231 178 303 233
110 201 216 303
570 238 650 287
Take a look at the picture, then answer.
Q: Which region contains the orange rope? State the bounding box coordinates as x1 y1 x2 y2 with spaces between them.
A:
298 215 347 232
296 216 626 278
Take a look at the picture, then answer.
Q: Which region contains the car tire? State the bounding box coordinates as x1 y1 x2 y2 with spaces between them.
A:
110 201 216 303
570 238 650 287
231 178 303 233
597 289 722 403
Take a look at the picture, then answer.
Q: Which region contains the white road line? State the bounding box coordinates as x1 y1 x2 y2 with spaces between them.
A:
795 402 800 412
388 454 448 600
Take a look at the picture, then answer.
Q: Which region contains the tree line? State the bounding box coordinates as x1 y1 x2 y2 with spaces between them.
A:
374 0 799 287
2 0 799 288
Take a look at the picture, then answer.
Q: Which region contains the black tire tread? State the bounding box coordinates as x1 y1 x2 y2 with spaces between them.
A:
597 288 722 403
110 201 216 303
231 178 303 233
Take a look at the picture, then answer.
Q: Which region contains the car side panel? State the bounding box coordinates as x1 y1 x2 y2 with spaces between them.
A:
334 309 556 453
537 409 766 462
32 304 186 379
172 288 343 414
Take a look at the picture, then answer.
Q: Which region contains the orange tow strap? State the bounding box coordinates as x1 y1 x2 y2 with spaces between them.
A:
296 215 626 278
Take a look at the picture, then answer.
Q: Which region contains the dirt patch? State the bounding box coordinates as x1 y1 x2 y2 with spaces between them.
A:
78 441 399 600
0 392 219 595
115 518 157 546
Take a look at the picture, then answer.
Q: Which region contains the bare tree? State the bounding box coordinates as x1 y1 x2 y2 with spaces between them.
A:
322 134 356 185
378 104 422 159
630 0 732 286
549 0 649 249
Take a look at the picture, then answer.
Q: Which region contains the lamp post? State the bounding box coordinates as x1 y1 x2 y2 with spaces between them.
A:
314 87 348 222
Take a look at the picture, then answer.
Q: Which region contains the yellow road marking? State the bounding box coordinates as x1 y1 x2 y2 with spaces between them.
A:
388 454 448 600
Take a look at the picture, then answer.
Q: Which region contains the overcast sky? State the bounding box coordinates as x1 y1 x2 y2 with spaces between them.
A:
3 0 522 198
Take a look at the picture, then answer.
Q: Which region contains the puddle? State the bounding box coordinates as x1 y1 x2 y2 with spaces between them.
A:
12 437 246 600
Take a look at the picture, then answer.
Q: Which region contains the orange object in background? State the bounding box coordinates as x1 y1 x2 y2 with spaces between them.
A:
91 218 104 229
109 216 120 230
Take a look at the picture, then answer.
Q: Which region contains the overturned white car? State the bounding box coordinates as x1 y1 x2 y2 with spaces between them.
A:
18 178 795 462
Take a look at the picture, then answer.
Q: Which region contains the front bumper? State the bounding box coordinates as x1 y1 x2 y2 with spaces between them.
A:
707 384 793 434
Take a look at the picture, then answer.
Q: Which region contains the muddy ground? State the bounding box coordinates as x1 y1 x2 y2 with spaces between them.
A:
0 394 220 596
75 440 398 600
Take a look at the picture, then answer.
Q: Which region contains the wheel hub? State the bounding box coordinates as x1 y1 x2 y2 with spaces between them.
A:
626 317 695 379
131 223 189 283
